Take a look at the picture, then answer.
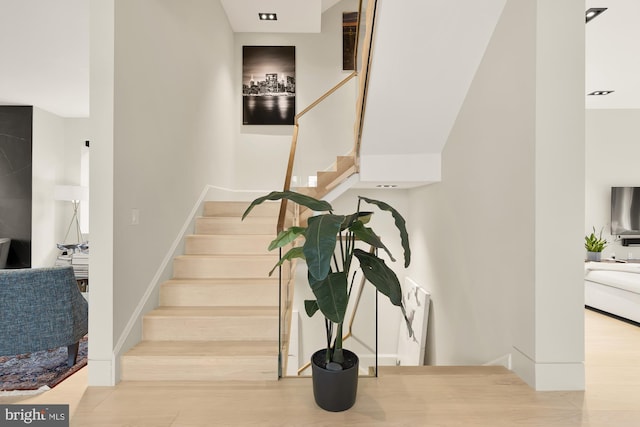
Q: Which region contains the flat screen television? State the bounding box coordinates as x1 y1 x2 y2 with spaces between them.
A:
611 187 640 236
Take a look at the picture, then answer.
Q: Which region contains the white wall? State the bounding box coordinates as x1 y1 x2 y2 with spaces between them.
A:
405 0 536 368
32 113 89 268
527 0 585 391
61 119 89 184
105 0 237 383
63 119 90 235
233 0 358 191
89 0 115 385
586 109 640 259
404 0 585 391
31 108 66 267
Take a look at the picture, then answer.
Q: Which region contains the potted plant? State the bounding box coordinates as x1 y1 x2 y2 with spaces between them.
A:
585 226 607 262
243 191 413 412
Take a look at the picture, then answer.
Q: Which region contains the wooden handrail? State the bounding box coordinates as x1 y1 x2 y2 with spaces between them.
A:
297 72 358 121
277 72 358 232
277 0 378 233
352 0 378 161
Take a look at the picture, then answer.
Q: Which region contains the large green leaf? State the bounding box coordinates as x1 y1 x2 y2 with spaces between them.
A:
303 214 345 281
268 227 306 251
340 211 373 231
309 271 348 324
353 248 402 306
349 221 395 262
359 196 411 268
304 300 320 317
268 246 304 276
241 191 333 220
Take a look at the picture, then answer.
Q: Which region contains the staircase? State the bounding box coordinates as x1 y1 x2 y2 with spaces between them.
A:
121 201 282 381
291 154 358 230
296 155 356 201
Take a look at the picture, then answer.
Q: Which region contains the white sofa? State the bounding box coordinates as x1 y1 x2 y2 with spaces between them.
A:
584 262 640 324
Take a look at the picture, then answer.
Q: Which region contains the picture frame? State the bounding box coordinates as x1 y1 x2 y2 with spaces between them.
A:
343 12 358 71
242 46 296 125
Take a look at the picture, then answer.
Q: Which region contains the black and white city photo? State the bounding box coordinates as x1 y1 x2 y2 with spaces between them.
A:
242 46 296 125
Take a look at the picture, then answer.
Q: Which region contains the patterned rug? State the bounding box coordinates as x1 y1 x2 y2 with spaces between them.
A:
0 336 87 393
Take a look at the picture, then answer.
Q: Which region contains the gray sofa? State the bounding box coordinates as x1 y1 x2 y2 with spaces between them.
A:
0 238 10 269
0 266 88 366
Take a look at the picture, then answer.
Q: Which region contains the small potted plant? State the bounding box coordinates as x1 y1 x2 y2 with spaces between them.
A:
243 191 412 412
585 226 607 262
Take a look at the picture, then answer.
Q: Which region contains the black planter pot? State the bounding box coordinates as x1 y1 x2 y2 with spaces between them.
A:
311 348 359 412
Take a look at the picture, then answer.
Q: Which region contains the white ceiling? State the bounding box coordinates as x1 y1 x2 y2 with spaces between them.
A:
220 0 343 33
0 0 635 118
586 0 640 109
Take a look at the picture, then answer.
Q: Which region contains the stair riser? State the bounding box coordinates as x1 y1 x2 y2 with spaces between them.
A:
204 202 279 218
316 156 355 189
121 356 277 381
318 166 357 192
173 256 287 279
195 217 278 235
143 317 278 341
316 171 338 190
160 283 279 307
185 235 275 255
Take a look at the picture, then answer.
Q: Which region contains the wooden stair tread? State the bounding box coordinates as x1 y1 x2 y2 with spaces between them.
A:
316 155 357 188
185 234 276 240
194 217 281 235
146 306 279 318
203 201 279 217
174 254 278 260
126 340 278 357
377 366 511 376
184 235 276 255
172 254 285 280
197 216 276 223
292 155 357 202
186 234 276 240
163 278 279 286
160 278 279 307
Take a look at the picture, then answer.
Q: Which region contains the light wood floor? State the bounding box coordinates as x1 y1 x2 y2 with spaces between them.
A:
3 309 639 426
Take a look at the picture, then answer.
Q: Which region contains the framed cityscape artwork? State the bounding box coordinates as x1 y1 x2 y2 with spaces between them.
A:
242 46 296 125
343 12 358 71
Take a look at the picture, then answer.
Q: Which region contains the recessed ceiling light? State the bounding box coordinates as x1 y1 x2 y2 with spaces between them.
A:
587 90 615 96
585 7 607 23
259 12 277 21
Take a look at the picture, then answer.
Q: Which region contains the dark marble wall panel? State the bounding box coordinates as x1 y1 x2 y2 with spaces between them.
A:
0 106 32 268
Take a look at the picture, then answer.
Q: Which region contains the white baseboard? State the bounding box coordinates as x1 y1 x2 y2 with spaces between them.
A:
87 359 113 386
323 174 360 202
483 353 512 369
358 354 398 371
512 346 584 391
